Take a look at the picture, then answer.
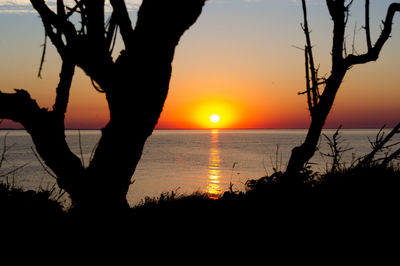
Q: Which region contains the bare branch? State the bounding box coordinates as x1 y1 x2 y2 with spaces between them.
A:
105 14 118 53
0 133 9 170
57 0 66 18
53 60 75 116
67 0 87 34
31 147 57 179
359 123 400 166
78 129 85 167
304 46 313 113
109 0 134 48
365 0 372 50
0 90 43 129
0 163 29 179
328 0 346 69
344 3 400 67
85 1 105 50
57 0 66 39
38 33 48 78
301 0 319 112
381 147 400 166
350 22 355 55
30 0 77 58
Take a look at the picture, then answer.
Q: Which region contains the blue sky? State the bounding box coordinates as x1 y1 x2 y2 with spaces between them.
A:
1 0 399 129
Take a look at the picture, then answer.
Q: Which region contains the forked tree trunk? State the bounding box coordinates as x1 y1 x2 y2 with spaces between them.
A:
285 0 399 178
0 0 207 215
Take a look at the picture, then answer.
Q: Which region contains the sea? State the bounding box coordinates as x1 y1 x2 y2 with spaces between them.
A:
0 129 399 207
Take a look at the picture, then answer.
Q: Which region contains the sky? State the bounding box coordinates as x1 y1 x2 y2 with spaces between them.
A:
0 0 399 129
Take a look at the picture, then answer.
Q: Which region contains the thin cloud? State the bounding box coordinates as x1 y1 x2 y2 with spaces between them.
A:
0 0 141 14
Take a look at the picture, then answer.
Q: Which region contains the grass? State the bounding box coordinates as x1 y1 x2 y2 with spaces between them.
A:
1 154 399 221
1 162 398 250
0 181 66 219
1 126 399 239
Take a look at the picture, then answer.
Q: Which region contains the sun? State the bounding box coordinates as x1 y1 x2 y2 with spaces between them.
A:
209 114 221 124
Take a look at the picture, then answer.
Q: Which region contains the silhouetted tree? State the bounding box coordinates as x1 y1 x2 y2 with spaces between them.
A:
0 0 206 214
286 0 400 177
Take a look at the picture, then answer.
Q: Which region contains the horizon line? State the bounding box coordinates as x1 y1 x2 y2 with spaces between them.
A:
0 126 395 131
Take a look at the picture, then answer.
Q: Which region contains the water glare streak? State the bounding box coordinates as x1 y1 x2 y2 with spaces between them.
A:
208 129 221 199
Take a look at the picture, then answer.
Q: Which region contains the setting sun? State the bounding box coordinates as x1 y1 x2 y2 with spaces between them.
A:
187 98 242 129
209 114 221 124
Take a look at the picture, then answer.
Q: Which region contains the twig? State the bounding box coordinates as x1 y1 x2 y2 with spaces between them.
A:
31 146 57 179
38 33 48 79
365 0 372 51
381 148 400 166
320 126 352 172
89 140 99 164
301 0 319 113
0 134 16 169
359 123 400 166
78 129 85 167
0 163 29 178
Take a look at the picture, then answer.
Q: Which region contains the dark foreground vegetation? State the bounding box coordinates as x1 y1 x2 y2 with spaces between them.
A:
1 127 399 253
2 163 399 226
1 164 399 257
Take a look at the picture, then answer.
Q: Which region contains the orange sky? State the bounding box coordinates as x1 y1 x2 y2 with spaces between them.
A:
0 0 399 129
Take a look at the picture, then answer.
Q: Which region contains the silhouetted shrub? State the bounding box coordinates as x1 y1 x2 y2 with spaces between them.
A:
0 182 65 219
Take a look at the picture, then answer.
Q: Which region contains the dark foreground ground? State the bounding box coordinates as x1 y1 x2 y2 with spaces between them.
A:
1 164 399 262
2 164 399 230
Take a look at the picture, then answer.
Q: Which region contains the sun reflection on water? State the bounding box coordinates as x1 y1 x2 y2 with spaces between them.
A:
208 129 221 199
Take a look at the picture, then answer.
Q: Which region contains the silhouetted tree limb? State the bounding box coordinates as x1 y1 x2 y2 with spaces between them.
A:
344 2 400 67
30 0 77 59
381 147 400 166
358 123 400 167
0 89 85 191
53 60 75 117
286 0 400 177
365 0 372 50
0 90 42 128
109 0 134 47
300 0 321 116
38 33 47 78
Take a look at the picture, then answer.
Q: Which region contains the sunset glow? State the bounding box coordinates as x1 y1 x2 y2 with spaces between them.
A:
1 1 399 130
189 99 240 129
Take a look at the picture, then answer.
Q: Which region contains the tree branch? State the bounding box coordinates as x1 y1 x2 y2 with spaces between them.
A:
301 0 319 112
85 1 105 52
0 90 43 129
57 0 66 38
358 123 400 166
327 0 346 70
344 2 400 68
105 14 118 53
365 0 372 50
53 60 75 116
109 0 134 48
381 147 400 166
0 89 84 193
38 33 48 78
30 0 77 58
304 47 313 113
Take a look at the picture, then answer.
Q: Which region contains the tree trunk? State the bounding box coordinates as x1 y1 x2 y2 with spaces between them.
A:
286 118 324 178
286 1 400 178
286 71 346 177
1 0 207 216
64 1 206 214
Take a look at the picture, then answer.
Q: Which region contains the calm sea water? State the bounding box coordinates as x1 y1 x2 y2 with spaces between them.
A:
0 129 398 206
